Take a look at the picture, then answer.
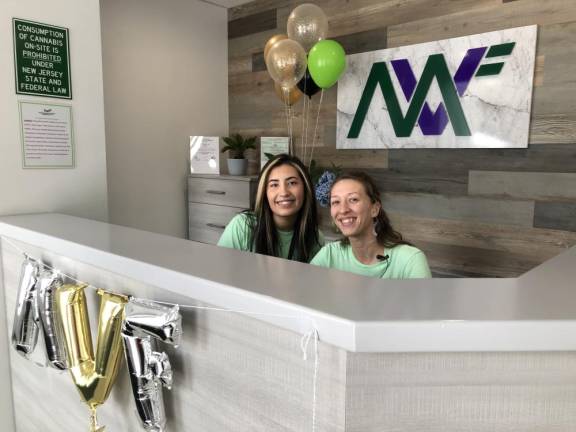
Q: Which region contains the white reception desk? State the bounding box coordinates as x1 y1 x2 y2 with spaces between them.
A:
1 213 576 431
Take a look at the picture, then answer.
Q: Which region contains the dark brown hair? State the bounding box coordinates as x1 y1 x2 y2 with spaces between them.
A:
330 171 411 248
246 154 320 262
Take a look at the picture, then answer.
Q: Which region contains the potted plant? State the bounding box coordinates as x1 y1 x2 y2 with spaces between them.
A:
221 133 257 176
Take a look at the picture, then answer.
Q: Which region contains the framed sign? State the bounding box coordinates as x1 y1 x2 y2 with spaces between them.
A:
189 136 219 174
19 101 74 168
13 18 72 99
337 26 537 149
260 137 290 168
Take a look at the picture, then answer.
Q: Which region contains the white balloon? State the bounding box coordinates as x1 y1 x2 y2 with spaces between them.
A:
287 4 329 52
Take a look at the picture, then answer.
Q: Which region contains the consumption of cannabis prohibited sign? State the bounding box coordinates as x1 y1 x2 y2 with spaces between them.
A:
13 18 72 99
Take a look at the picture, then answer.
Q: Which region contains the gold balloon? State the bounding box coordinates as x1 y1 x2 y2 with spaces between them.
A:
57 284 128 432
265 39 307 89
264 34 288 62
287 4 329 51
274 82 302 106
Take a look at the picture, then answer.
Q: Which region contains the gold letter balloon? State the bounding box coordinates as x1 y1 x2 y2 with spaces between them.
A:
56 284 128 432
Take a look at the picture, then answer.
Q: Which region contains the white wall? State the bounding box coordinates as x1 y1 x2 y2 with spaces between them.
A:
101 0 229 238
0 0 109 429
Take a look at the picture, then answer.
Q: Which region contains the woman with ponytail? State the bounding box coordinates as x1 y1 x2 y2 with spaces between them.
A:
311 172 430 278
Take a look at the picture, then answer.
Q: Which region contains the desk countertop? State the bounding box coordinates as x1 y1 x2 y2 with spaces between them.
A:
1 213 576 352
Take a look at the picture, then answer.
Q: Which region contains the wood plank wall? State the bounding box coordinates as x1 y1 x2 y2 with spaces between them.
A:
228 0 576 277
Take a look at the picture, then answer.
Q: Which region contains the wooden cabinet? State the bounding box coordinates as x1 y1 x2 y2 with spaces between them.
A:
187 175 257 244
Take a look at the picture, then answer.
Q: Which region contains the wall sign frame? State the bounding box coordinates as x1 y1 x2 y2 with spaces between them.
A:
13 18 72 99
337 25 537 149
19 101 75 169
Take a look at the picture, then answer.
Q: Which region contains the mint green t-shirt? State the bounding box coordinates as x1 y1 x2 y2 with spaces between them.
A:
310 241 431 279
217 213 324 262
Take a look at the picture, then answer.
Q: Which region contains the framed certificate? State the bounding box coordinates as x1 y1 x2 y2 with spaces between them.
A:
190 136 219 174
260 137 290 168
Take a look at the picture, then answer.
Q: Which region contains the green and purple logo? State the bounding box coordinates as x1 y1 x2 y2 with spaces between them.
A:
347 42 516 138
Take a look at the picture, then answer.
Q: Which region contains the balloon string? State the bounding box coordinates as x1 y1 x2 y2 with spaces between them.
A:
151 298 320 432
1 236 100 291
302 94 308 162
305 92 313 164
300 75 307 154
1 235 320 432
309 89 324 168
288 98 294 154
282 87 290 154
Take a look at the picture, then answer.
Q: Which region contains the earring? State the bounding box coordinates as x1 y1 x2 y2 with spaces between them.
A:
372 218 378 237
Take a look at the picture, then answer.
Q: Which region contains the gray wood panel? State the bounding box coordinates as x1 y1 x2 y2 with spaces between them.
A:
388 212 576 276
369 145 576 195
229 55 252 75
534 201 576 232
531 113 576 144
252 52 266 72
386 0 576 48
416 239 543 277
332 27 388 55
366 168 469 195
382 192 535 226
389 212 576 261
389 145 576 175
229 28 280 57
469 171 576 200
274 0 498 39
228 9 277 39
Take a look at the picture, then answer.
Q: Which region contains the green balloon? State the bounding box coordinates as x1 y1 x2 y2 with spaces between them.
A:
307 40 346 89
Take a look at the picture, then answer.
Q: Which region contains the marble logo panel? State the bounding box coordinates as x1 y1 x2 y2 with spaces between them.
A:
337 26 537 149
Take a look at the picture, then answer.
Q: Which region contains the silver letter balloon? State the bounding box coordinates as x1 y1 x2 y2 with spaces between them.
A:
36 269 67 370
11 257 40 357
11 257 68 370
122 299 182 432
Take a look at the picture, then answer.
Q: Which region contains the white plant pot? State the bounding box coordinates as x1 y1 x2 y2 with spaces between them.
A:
227 158 248 176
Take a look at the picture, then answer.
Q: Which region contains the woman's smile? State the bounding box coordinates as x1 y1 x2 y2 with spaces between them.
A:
275 197 296 207
337 216 357 227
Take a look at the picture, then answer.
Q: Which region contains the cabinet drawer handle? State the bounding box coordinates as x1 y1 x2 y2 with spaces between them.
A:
206 190 226 195
206 223 226 230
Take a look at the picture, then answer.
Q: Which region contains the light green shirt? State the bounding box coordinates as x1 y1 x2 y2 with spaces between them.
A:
310 241 431 279
217 213 324 262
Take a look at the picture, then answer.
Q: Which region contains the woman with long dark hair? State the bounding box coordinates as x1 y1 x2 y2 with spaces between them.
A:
218 154 323 263
311 172 430 278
